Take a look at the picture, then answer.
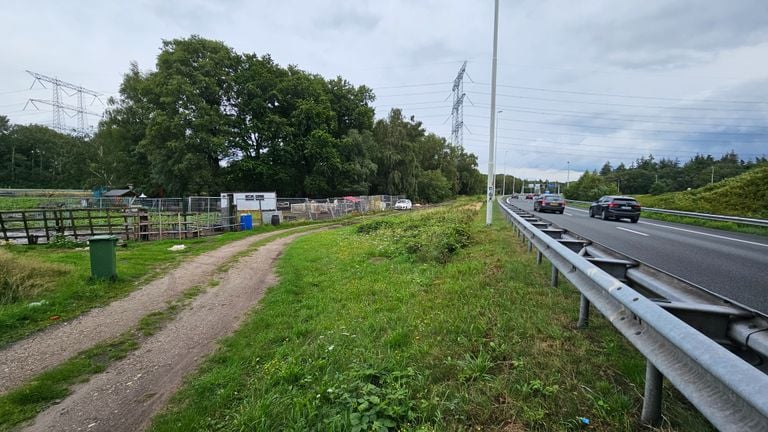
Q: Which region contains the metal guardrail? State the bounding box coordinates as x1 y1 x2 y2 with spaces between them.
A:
567 200 768 227
498 199 768 431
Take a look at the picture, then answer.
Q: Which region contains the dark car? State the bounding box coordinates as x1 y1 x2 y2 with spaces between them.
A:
533 194 566 213
589 195 641 223
525 193 535 199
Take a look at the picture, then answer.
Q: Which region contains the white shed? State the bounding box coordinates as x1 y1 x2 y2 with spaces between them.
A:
220 192 277 211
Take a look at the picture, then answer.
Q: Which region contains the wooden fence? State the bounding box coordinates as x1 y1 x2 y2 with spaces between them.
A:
0 208 238 244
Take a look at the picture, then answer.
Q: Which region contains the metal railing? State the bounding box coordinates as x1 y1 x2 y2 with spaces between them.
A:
566 199 768 227
498 199 768 431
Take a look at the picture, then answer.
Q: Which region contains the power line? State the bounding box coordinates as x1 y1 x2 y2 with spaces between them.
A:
464 138 766 161
0 88 47 96
464 123 763 144
462 139 649 161
466 90 764 113
463 103 768 130
468 82 768 105
370 81 452 90
464 114 768 136
373 90 451 98
464 133 766 157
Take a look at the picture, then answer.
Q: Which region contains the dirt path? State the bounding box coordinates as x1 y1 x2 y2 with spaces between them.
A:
0 227 307 394
20 228 324 431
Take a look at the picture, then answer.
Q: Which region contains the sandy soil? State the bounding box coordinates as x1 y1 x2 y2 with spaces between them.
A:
0 227 324 431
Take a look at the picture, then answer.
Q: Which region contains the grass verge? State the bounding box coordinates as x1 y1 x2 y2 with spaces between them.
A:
149 200 712 431
639 212 768 237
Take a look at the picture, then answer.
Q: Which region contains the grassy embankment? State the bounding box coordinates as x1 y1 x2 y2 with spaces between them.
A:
148 200 711 431
634 165 768 236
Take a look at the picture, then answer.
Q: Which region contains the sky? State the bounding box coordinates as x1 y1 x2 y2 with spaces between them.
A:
2 0 768 184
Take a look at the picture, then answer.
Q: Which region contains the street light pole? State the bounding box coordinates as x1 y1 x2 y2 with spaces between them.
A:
485 0 500 225
566 161 570 189
502 150 509 196
496 110 504 195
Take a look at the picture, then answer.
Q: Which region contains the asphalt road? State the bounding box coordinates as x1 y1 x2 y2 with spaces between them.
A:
509 198 768 315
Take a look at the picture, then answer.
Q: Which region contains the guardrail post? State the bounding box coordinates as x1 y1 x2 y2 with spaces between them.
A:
536 250 542 264
577 295 590 328
527 239 532 252
551 265 558 287
641 361 663 427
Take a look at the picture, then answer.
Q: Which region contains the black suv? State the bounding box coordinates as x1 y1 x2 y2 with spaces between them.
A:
589 196 641 223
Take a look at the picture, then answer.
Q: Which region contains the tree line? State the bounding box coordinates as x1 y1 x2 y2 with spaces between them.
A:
0 36 486 201
565 152 768 201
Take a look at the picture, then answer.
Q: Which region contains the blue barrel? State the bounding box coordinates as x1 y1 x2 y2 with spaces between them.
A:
239 214 253 230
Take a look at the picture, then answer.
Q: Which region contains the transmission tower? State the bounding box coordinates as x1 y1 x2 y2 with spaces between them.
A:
450 61 467 149
25 70 102 135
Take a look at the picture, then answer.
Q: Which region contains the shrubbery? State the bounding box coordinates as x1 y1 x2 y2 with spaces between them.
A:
356 207 474 263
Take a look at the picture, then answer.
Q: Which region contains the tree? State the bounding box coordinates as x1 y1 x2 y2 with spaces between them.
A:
599 161 612 176
369 109 420 197
0 124 90 188
565 170 617 201
132 36 241 195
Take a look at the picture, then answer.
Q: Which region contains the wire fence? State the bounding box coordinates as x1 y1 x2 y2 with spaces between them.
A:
0 194 407 244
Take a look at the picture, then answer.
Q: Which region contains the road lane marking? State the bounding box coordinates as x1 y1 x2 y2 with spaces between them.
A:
616 227 649 237
639 221 768 248
564 212 574 216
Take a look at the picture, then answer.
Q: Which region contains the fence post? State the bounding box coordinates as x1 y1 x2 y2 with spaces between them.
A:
0 213 7 241
551 265 559 287
70 209 78 240
641 361 664 427
577 295 590 328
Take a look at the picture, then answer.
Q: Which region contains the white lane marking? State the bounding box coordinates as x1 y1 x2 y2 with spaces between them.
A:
639 220 768 248
564 212 574 216
569 207 589 213
616 227 649 237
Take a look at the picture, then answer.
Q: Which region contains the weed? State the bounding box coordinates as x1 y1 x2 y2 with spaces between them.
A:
323 366 420 432
454 351 494 382
45 234 87 249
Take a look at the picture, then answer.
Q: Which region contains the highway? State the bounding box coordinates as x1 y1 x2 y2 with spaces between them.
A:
509 198 768 316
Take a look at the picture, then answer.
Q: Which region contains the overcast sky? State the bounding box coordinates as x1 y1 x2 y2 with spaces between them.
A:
2 0 768 183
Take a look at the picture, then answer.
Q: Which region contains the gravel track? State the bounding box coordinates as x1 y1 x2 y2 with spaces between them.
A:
0 227 305 394
17 228 324 431
0 228 320 431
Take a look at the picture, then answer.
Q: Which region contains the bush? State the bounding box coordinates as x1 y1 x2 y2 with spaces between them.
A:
361 207 474 264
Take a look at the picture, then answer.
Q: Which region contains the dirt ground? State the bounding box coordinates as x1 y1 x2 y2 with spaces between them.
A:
1 227 324 431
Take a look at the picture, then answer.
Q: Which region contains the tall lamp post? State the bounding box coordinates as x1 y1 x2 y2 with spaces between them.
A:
502 150 510 196
485 0 500 225
566 161 570 191
496 110 503 194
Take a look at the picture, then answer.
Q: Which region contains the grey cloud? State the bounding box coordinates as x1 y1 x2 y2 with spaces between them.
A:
576 0 768 69
318 9 381 31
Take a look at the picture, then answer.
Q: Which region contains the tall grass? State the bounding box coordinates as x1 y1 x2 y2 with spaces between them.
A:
0 250 68 305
